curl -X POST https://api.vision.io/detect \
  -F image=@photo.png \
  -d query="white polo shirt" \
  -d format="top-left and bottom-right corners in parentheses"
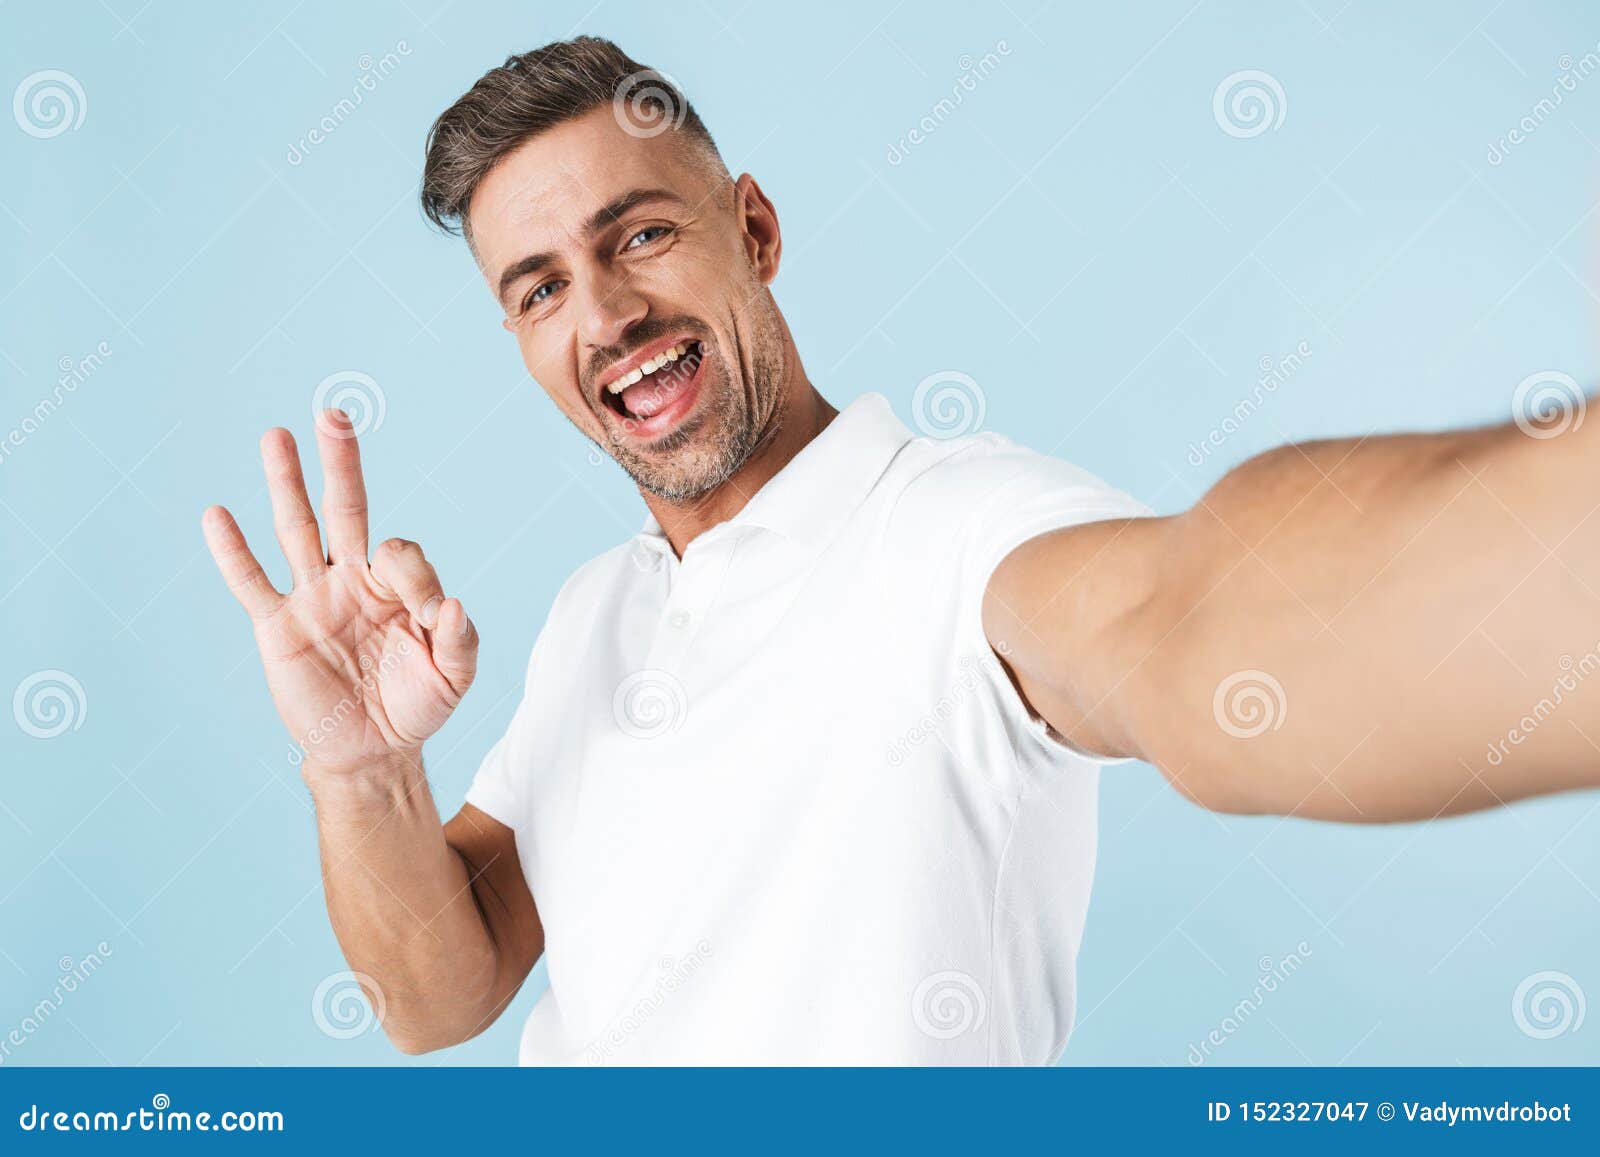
top-left (466, 392), bottom-right (1150, 1065)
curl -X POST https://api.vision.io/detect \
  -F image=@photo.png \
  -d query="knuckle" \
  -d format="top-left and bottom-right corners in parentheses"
top-left (321, 501), bottom-right (368, 521)
top-left (376, 537), bottom-right (421, 561)
top-left (232, 571), bottom-right (270, 594)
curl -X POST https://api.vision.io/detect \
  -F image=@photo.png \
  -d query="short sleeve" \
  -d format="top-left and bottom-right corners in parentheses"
top-left (462, 629), bottom-right (550, 830)
top-left (957, 437), bottom-right (1152, 599)
top-left (924, 433), bottom-right (1152, 765)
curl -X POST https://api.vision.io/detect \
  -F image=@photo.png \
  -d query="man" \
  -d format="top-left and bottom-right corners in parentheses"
top-left (201, 37), bottom-right (1600, 1064)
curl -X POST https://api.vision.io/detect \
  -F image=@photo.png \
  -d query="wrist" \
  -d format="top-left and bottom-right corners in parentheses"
top-left (301, 748), bottom-right (427, 812)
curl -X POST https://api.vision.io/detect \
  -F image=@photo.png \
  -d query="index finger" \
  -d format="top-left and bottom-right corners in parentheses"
top-left (315, 408), bottom-right (369, 564)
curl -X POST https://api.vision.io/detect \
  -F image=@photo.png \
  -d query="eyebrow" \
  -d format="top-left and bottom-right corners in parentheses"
top-left (495, 187), bottom-right (688, 307)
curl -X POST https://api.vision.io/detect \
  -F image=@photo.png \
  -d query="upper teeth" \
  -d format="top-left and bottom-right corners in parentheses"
top-left (607, 342), bottom-right (694, 394)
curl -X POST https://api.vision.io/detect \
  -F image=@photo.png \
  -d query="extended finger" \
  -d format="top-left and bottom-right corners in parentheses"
top-left (369, 537), bottom-right (446, 628)
top-left (260, 428), bottom-right (324, 582)
top-left (315, 409), bottom-right (369, 563)
top-left (201, 505), bottom-right (283, 619)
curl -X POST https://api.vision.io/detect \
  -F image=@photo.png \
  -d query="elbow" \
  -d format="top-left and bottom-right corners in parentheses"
top-left (380, 1010), bottom-right (465, 1055)
top-left (378, 973), bottom-right (504, 1057)
top-left (384, 1030), bottom-right (443, 1057)
top-left (1155, 752), bottom-right (1279, 817)
top-left (386, 1031), bottom-right (456, 1057)
top-left (1143, 704), bottom-right (1294, 817)
top-left (1133, 602), bottom-right (1317, 819)
top-left (382, 1017), bottom-right (484, 1056)
top-left (1151, 741), bottom-right (1373, 822)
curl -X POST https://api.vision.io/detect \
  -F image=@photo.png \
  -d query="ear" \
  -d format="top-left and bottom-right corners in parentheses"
top-left (502, 315), bottom-right (517, 332)
top-left (733, 173), bottom-right (782, 285)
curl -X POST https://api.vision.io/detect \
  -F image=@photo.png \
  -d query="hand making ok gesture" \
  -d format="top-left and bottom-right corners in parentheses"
top-left (201, 410), bottom-right (478, 775)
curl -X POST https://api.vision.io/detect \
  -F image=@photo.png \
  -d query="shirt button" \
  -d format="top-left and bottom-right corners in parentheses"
top-left (668, 610), bottom-right (691, 629)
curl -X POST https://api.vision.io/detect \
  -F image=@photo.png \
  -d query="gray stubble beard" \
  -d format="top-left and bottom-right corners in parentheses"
top-left (609, 299), bottom-right (788, 504)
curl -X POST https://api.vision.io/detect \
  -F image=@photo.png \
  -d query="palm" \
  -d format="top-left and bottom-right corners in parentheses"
top-left (256, 570), bottom-right (454, 763)
top-left (204, 411), bottom-right (478, 774)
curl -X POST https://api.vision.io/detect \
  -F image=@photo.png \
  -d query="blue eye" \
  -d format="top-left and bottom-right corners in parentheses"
top-left (523, 280), bottom-right (565, 312)
top-left (626, 226), bottom-right (670, 249)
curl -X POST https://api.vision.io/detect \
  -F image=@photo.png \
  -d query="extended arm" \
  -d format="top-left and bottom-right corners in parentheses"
top-left (985, 414), bottom-right (1600, 820)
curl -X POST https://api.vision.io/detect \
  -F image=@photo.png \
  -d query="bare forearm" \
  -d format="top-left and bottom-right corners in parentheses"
top-left (303, 754), bottom-right (503, 1051)
top-left (993, 415), bottom-right (1600, 820)
top-left (1137, 419), bottom-right (1600, 818)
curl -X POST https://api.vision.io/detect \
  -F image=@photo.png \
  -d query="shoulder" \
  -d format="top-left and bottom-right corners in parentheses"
top-left (880, 427), bottom-right (1150, 543)
top-left (519, 537), bottom-right (653, 662)
top-left (553, 538), bottom-right (652, 611)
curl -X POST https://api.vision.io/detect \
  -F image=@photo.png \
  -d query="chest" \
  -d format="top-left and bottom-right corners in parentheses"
top-left (516, 527), bottom-right (1025, 955)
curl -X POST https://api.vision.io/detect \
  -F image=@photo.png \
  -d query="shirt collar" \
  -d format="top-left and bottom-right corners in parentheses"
top-left (636, 392), bottom-right (913, 557)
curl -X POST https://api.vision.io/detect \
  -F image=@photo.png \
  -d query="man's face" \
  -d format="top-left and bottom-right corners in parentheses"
top-left (468, 106), bottom-right (788, 501)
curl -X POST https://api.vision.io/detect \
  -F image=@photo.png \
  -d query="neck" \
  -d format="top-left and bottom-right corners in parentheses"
top-left (644, 384), bottom-right (837, 556)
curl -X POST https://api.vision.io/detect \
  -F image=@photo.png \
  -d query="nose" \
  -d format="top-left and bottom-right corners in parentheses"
top-left (577, 262), bottom-right (649, 354)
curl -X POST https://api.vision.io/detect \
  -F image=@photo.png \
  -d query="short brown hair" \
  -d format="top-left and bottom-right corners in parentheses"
top-left (421, 36), bottom-right (722, 238)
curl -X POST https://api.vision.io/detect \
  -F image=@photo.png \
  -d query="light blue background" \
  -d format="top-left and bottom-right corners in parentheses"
top-left (2, 0), bottom-right (1598, 1066)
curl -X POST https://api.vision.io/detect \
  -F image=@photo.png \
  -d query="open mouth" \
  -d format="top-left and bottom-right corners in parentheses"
top-left (601, 339), bottom-right (706, 424)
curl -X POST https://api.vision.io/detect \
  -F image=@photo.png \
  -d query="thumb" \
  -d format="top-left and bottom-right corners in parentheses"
top-left (432, 597), bottom-right (479, 698)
